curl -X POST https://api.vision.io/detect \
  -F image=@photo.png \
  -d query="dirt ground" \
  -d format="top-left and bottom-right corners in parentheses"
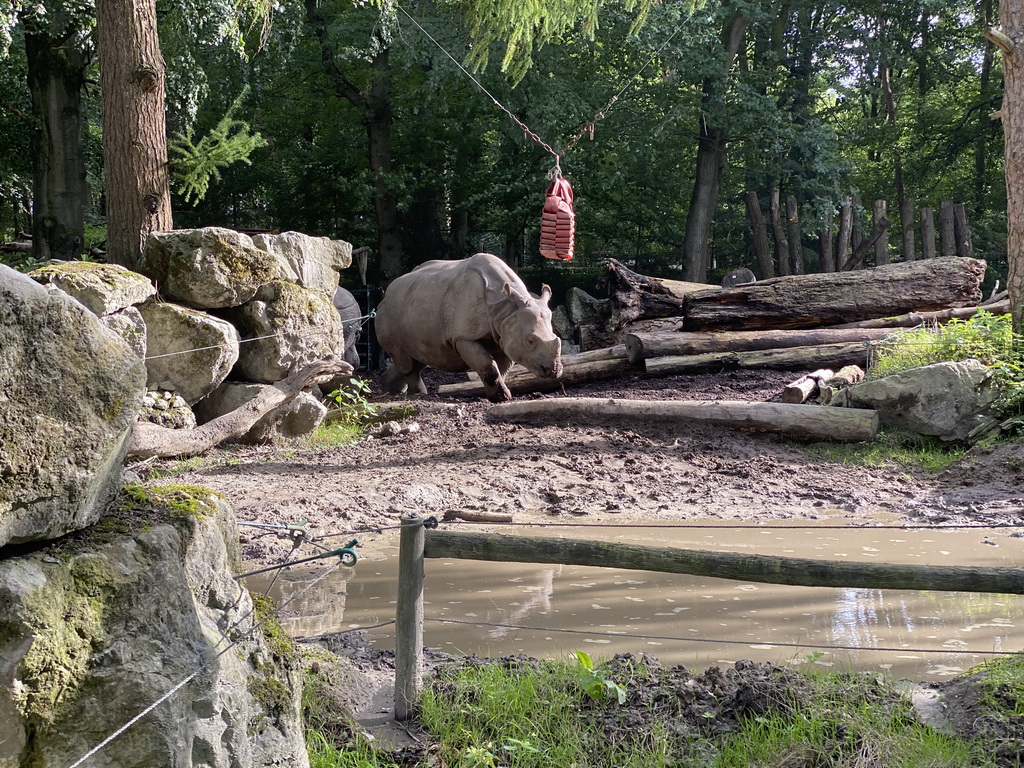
top-left (161, 367), bottom-right (1024, 564)
top-left (149, 367), bottom-right (1024, 762)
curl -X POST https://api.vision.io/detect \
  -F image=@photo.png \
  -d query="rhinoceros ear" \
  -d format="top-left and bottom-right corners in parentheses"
top-left (540, 284), bottom-right (552, 304)
top-left (502, 281), bottom-right (529, 308)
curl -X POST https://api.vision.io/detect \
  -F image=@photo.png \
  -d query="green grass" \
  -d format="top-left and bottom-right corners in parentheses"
top-left (802, 428), bottom-right (970, 472)
top-left (307, 421), bottom-right (364, 450)
top-left (307, 731), bottom-right (402, 768)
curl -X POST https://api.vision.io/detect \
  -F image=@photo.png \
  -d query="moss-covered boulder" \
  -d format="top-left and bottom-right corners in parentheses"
top-left (0, 265), bottom-right (146, 547)
top-left (0, 486), bottom-right (308, 768)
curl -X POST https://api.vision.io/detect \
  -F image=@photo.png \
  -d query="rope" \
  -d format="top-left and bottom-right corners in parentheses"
top-left (66, 561), bottom-right (343, 768)
top-left (424, 616), bottom-right (1018, 658)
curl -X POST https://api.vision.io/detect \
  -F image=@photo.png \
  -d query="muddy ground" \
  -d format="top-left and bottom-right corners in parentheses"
top-left (149, 367), bottom-right (1024, 762)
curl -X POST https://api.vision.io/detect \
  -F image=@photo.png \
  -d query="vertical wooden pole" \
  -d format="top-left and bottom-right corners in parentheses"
top-left (873, 200), bottom-right (889, 265)
top-left (770, 187), bottom-right (790, 276)
top-left (954, 203), bottom-right (976, 259)
top-left (786, 195), bottom-right (803, 274)
top-left (394, 513), bottom-right (425, 721)
top-left (920, 207), bottom-right (936, 259)
top-left (899, 197), bottom-right (917, 261)
top-left (939, 199), bottom-right (956, 257)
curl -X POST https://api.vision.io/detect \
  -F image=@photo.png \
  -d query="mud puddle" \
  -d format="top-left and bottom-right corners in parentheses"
top-left (245, 519), bottom-right (1024, 680)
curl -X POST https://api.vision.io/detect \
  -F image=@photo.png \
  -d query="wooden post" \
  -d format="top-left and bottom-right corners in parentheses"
top-left (423, 531), bottom-right (1024, 595)
top-left (744, 191), bottom-right (774, 278)
top-left (786, 195), bottom-right (804, 274)
top-left (835, 197), bottom-right (852, 272)
top-left (394, 513), bottom-right (425, 721)
top-left (770, 187), bottom-right (790, 276)
top-left (873, 200), bottom-right (889, 265)
top-left (954, 203), bottom-right (976, 259)
top-left (939, 199), bottom-right (956, 257)
top-left (818, 205), bottom-right (835, 273)
top-left (900, 197), bottom-right (916, 261)
top-left (920, 206), bottom-right (936, 259)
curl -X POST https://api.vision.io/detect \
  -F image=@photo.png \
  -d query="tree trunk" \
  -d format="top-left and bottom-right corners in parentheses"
top-left (743, 191), bottom-right (774, 278)
top-left (682, 10), bottom-right (750, 283)
top-left (977, 0), bottom-right (996, 213)
top-left (831, 298), bottom-right (1010, 329)
top-left (939, 199), bottom-right (956, 258)
top-left (818, 205), bottom-right (835, 273)
top-left (840, 215), bottom-right (889, 271)
top-left (96, 0), bottom-right (172, 270)
top-left (625, 327), bottom-right (897, 364)
top-left (604, 258), bottom-right (717, 330)
top-left (770, 187), bottom-right (790, 276)
top-left (643, 342), bottom-right (871, 378)
top-left (872, 199), bottom-right (889, 265)
top-left (920, 206), bottom-right (936, 259)
top-left (835, 197), bottom-right (852, 271)
top-left (900, 197), bottom-right (916, 261)
top-left (683, 256), bottom-right (986, 331)
top-left (781, 368), bottom-right (834, 404)
top-left (487, 398), bottom-right (879, 443)
top-left (953, 203), bottom-right (975, 259)
top-left (24, 27), bottom-right (91, 262)
top-left (786, 195), bottom-right (803, 274)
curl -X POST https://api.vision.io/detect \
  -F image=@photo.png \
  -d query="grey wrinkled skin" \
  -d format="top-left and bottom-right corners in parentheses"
top-left (374, 253), bottom-right (563, 403)
top-left (333, 286), bottom-right (362, 369)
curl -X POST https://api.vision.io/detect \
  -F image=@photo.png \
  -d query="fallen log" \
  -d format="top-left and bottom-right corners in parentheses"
top-left (781, 369), bottom-right (834, 404)
top-left (817, 365), bottom-right (865, 405)
top-left (624, 327), bottom-right (896, 364)
top-left (830, 298), bottom-right (1010, 329)
top-left (683, 257), bottom-right (985, 331)
top-left (643, 342), bottom-right (872, 377)
top-left (439, 348), bottom-right (638, 398)
top-left (127, 358), bottom-right (347, 458)
top-left (604, 258), bottom-right (719, 330)
top-left (487, 398), bottom-right (879, 442)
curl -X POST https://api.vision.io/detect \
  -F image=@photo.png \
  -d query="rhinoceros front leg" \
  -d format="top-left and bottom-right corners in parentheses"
top-left (455, 339), bottom-right (512, 402)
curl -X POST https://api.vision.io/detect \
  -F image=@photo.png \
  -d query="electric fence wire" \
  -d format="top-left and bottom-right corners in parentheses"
top-left (65, 561), bottom-right (343, 768)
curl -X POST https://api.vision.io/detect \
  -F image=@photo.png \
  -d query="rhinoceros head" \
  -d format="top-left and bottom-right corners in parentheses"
top-left (498, 282), bottom-right (563, 379)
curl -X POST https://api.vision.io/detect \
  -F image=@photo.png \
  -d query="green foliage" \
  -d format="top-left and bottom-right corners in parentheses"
top-left (324, 378), bottom-right (378, 425)
top-left (574, 649), bottom-right (626, 704)
top-left (869, 311), bottom-right (1024, 428)
top-left (168, 86), bottom-right (267, 204)
top-left (803, 429), bottom-right (969, 473)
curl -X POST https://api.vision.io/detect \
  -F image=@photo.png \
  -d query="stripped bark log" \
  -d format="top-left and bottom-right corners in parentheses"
top-left (683, 256), bottom-right (985, 331)
top-left (624, 327), bottom-right (896, 364)
top-left (817, 365), bottom-right (865, 405)
top-left (127, 358), bottom-right (346, 458)
top-left (487, 398), bottom-right (879, 442)
top-left (643, 342), bottom-right (871, 377)
top-left (831, 298), bottom-right (1009, 329)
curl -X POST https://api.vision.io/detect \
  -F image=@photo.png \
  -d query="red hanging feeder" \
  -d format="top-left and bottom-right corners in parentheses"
top-left (539, 175), bottom-right (575, 261)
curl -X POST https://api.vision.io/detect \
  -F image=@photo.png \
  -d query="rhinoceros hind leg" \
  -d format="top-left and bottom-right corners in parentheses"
top-left (382, 363), bottom-right (409, 395)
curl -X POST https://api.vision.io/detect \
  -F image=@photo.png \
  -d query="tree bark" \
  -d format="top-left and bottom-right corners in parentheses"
top-left (920, 206), bottom-right (936, 259)
top-left (625, 327), bottom-right (896, 364)
top-left (818, 205), bottom-right (835, 273)
top-left (744, 191), bottom-right (774, 278)
top-left (770, 187), bottom-right (790, 276)
top-left (682, 11), bottom-right (750, 283)
top-left (643, 342), bottom-right (871, 378)
top-left (127, 359), bottom-right (345, 458)
top-left (831, 298), bottom-right (1010, 329)
top-left (24, 25), bottom-right (92, 262)
top-left (486, 398), bottom-right (879, 443)
top-left (96, 0), bottom-right (172, 270)
top-left (840, 215), bottom-right (889, 271)
top-left (835, 197), bottom-right (852, 272)
top-left (954, 203), bottom-right (976, 259)
top-left (604, 258), bottom-right (717, 330)
top-left (786, 195), bottom-right (803, 274)
top-left (939, 199), bottom-right (956, 258)
top-left (683, 256), bottom-right (986, 331)
top-left (989, 15), bottom-right (1024, 333)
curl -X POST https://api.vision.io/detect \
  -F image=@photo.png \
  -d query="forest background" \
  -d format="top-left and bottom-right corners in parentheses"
top-left (0, 0), bottom-right (1011, 304)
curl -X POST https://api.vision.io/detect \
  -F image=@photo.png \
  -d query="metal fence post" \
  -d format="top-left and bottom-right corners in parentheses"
top-left (394, 512), bottom-right (425, 721)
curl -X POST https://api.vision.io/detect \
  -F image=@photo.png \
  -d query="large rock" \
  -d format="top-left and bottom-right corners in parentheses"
top-left (142, 228), bottom-right (280, 309)
top-left (252, 231), bottom-right (353, 298)
top-left (29, 261), bottom-right (156, 316)
top-left (229, 280), bottom-right (344, 384)
top-left (139, 302), bottom-right (240, 404)
top-left (0, 266), bottom-right (146, 547)
top-left (834, 360), bottom-right (998, 441)
top-left (0, 487), bottom-right (309, 768)
top-left (194, 383), bottom-right (328, 444)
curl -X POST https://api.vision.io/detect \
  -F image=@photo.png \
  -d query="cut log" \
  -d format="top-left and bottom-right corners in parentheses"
top-left (817, 365), bottom-right (865, 404)
top-left (643, 342), bottom-right (871, 377)
top-left (439, 348), bottom-right (638, 398)
top-left (683, 256), bottom-right (985, 331)
top-left (127, 358), bottom-right (347, 458)
top-left (831, 298), bottom-right (1009, 329)
top-left (781, 368), bottom-right (834, 404)
top-left (604, 258), bottom-right (718, 330)
top-left (487, 398), bottom-right (879, 442)
top-left (624, 327), bottom-right (896, 364)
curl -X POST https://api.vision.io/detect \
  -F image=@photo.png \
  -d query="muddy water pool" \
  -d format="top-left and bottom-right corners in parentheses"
top-left (245, 520), bottom-right (1024, 680)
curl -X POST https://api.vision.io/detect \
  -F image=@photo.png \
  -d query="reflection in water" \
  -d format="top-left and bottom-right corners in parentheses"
top-left (245, 521), bottom-right (1023, 680)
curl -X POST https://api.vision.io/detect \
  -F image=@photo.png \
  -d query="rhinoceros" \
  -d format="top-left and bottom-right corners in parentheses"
top-left (375, 253), bottom-right (563, 402)
top-left (332, 285), bottom-right (362, 369)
